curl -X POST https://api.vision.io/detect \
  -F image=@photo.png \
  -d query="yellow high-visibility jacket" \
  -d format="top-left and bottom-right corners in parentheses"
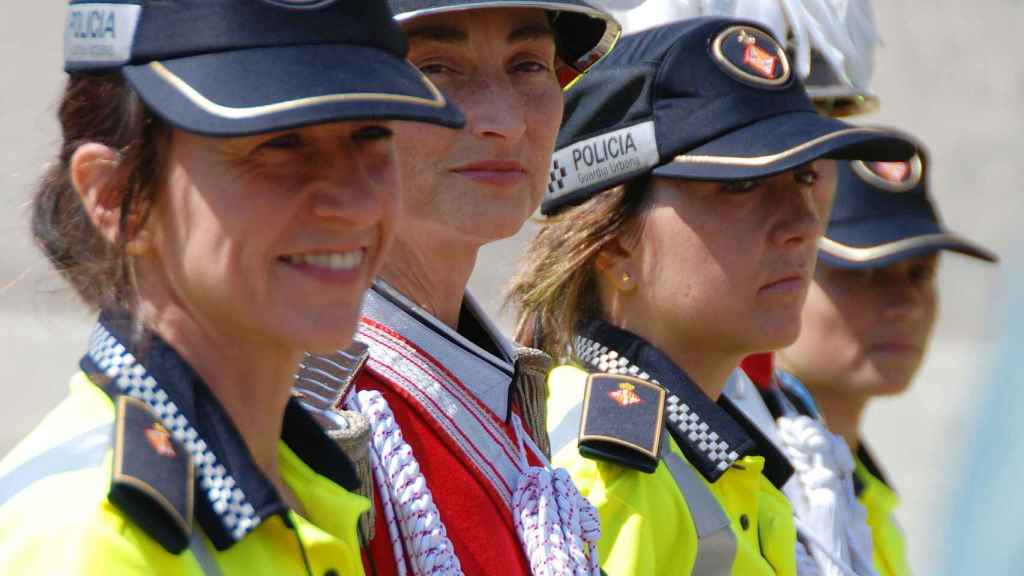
top-left (548, 363), bottom-right (797, 576)
top-left (0, 319), bottom-right (368, 576)
top-left (856, 449), bottom-right (911, 576)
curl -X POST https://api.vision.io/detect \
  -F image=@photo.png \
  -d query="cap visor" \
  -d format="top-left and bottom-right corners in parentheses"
top-left (652, 112), bottom-right (914, 181)
top-left (819, 218), bottom-right (998, 268)
top-left (123, 44), bottom-right (464, 137)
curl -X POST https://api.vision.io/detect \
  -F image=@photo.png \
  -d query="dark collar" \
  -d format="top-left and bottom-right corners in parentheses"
top-left (82, 309), bottom-right (359, 551)
top-left (361, 280), bottom-right (515, 419)
top-left (575, 320), bottom-right (792, 487)
top-left (854, 442), bottom-right (894, 496)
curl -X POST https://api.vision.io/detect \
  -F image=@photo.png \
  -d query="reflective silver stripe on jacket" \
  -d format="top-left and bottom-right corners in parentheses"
top-left (660, 438), bottom-right (738, 575)
top-left (0, 423), bottom-right (113, 507)
top-left (189, 529), bottom-right (224, 575)
top-left (0, 421), bottom-right (223, 574)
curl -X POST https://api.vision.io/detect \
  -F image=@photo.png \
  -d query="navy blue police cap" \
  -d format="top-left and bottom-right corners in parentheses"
top-left (819, 145), bottom-right (998, 269)
top-left (541, 17), bottom-right (915, 215)
top-left (63, 0), bottom-right (464, 137)
top-left (388, 0), bottom-right (620, 77)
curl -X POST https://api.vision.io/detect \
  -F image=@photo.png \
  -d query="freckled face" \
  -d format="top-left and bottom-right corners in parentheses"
top-left (395, 8), bottom-right (563, 245)
top-left (143, 122), bottom-right (400, 353)
top-left (779, 254), bottom-right (939, 397)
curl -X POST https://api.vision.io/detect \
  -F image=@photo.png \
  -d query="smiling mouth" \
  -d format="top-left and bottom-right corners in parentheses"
top-left (280, 250), bottom-right (364, 272)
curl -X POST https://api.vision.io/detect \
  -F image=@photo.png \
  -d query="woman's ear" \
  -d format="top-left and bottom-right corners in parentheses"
top-left (70, 143), bottom-right (155, 256)
top-left (70, 143), bottom-right (124, 247)
top-left (595, 237), bottom-right (637, 293)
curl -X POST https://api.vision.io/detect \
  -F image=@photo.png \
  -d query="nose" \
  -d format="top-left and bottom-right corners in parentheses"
top-left (462, 72), bottom-right (527, 142)
top-left (768, 181), bottom-right (824, 249)
top-left (881, 277), bottom-right (929, 322)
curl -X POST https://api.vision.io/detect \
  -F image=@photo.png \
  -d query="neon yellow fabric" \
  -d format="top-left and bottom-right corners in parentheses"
top-left (548, 365), bottom-right (796, 575)
top-left (855, 457), bottom-right (911, 576)
top-left (0, 372), bottom-right (368, 575)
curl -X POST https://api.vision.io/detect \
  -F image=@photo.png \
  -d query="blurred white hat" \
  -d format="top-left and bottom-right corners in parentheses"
top-left (595, 0), bottom-right (880, 116)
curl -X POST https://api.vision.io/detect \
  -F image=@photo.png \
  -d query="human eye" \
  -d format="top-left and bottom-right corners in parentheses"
top-left (510, 57), bottom-right (552, 75)
top-left (794, 167), bottom-right (819, 186)
top-left (256, 132), bottom-right (305, 151)
top-left (351, 125), bottom-right (394, 143)
top-left (417, 59), bottom-right (459, 76)
top-left (721, 179), bottom-right (759, 194)
top-left (909, 261), bottom-right (938, 284)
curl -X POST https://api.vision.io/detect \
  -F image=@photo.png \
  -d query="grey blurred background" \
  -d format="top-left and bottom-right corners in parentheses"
top-left (1, 2), bottom-right (1020, 573)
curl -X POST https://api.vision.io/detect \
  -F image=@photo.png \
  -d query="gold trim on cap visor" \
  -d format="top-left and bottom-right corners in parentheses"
top-left (670, 128), bottom-right (891, 167)
top-left (819, 233), bottom-right (967, 262)
top-left (148, 61), bottom-right (447, 120)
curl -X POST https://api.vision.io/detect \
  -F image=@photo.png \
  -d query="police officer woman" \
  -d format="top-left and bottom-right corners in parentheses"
top-left (0, 1), bottom-right (461, 573)
top-left (508, 18), bottom-right (915, 575)
top-left (295, 1), bottom-right (619, 574)
top-left (776, 147), bottom-right (997, 576)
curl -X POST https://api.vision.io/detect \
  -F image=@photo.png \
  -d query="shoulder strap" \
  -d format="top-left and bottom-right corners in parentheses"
top-left (511, 346), bottom-right (552, 459)
top-left (577, 373), bottom-right (666, 473)
top-left (107, 391), bottom-right (194, 554)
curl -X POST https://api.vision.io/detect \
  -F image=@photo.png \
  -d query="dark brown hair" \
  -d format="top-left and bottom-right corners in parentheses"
top-left (31, 73), bottom-right (169, 310)
top-left (506, 177), bottom-right (650, 359)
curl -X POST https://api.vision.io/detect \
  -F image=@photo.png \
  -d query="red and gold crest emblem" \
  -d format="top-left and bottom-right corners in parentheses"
top-left (869, 161), bottom-right (911, 183)
top-left (743, 44), bottom-right (778, 80)
top-left (145, 423), bottom-right (177, 458)
top-left (608, 382), bottom-right (644, 407)
top-left (851, 154), bottom-right (923, 193)
top-left (712, 26), bottom-right (791, 88)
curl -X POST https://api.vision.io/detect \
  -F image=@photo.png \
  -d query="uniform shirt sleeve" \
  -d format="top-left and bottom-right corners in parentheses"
top-left (554, 442), bottom-right (700, 575)
top-left (0, 466), bottom-right (196, 575)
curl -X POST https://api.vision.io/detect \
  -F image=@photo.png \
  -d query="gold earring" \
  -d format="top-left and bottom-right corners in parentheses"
top-left (622, 272), bottom-right (632, 284)
top-left (125, 230), bottom-right (152, 256)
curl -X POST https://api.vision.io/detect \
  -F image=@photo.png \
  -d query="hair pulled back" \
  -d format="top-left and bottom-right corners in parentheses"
top-left (506, 178), bottom-right (650, 360)
top-left (32, 73), bottom-right (168, 310)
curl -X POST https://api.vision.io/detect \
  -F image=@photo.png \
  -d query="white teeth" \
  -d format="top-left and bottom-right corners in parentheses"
top-left (286, 250), bottom-right (363, 271)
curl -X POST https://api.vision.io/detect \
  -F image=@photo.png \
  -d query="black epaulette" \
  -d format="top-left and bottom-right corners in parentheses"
top-left (578, 373), bottom-right (666, 473)
top-left (107, 393), bottom-right (194, 554)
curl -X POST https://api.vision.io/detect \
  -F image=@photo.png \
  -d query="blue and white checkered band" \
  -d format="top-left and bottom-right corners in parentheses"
top-left (574, 335), bottom-right (742, 471)
top-left (87, 324), bottom-right (261, 542)
top-left (259, 0), bottom-right (340, 9)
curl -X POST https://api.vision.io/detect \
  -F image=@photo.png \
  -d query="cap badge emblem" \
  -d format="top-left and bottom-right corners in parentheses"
top-left (609, 382), bottom-right (644, 407)
top-left (712, 25), bottom-right (791, 88)
top-left (851, 154), bottom-right (924, 193)
top-left (145, 423), bottom-right (177, 458)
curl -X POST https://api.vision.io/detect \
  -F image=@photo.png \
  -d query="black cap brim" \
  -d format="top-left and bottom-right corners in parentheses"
top-left (819, 218), bottom-right (999, 269)
top-left (651, 112), bottom-right (914, 181)
top-left (123, 44), bottom-right (464, 137)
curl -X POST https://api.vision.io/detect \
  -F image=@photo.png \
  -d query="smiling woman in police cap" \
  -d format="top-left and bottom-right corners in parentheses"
top-left (0, 1), bottom-right (463, 574)
top-left (775, 145), bottom-right (997, 576)
top-left (507, 16), bottom-right (916, 576)
top-left (291, 0), bottom-right (620, 574)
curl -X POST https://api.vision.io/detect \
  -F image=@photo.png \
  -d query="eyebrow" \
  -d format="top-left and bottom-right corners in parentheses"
top-left (405, 23), bottom-right (555, 46)
top-left (507, 23), bottom-right (556, 44)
